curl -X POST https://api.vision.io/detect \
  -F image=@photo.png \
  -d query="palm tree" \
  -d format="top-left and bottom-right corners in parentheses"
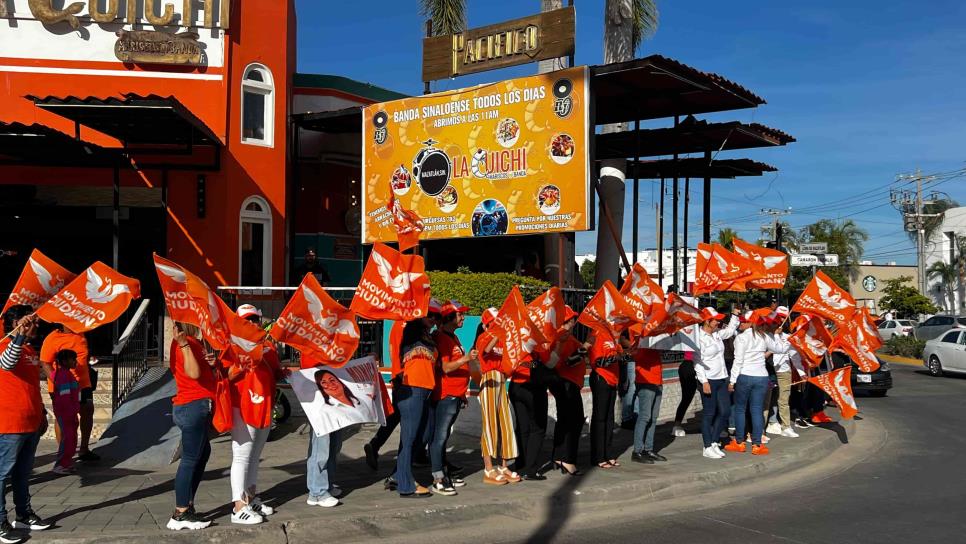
top-left (927, 260), bottom-right (958, 312)
top-left (911, 198), bottom-right (958, 247)
top-left (809, 219), bottom-right (869, 281)
top-left (419, 0), bottom-right (466, 36)
top-left (594, 0), bottom-right (659, 286)
top-left (716, 227), bottom-right (738, 249)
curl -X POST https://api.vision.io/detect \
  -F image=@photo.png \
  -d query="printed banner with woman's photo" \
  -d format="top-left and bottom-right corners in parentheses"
top-left (362, 65), bottom-right (590, 244)
top-left (290, 356), bottom-right (387, 437)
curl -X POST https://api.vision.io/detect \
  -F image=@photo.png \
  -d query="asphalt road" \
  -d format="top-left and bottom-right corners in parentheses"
top-left (530, 362), bottom-right (966, 544)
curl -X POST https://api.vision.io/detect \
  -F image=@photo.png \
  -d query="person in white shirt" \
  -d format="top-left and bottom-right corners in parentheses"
top-left (724, 313), bottom-right (792, 455)
top-left (694, 307), bottom-right (741, 459)
top-left (768, 308), bottom-right (803, 439)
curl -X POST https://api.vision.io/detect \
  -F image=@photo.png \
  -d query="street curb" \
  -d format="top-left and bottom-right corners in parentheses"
top-left (877, 353), bottom-right (922, 367)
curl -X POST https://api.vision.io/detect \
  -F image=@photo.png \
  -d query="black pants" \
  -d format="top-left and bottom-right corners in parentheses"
top-left (550, 377), bottom-right (584, 465)
top-left (508, 366), bottom-right (550, 476)
top-left (589, 372), bottom-right (616, 465)
top-left (675, 359), bottom-right (697, 425)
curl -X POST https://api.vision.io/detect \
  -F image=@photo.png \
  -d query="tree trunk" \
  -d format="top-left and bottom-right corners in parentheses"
top-left (594, 0), bottom-right (634, 287)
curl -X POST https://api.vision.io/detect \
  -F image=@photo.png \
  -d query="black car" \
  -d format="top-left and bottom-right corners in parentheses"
top-left (831, 352), bottom-right (892, 397)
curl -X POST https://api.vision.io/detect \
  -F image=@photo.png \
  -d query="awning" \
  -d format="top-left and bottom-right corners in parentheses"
top-left (624, 158), bottom-right (777, 179)
top-left (596, 118), bottom-right (795, 160)
top-left (27, 94), bottom-right (221, 147)
top-left (292, 107), bottom-right (362, 134)
top-left (591, 55), bottom-right (765, 125)
top-left (0, 121), bottom-right (119, 167)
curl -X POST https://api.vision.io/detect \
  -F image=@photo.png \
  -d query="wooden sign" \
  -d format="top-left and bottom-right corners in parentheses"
top-left (115, 30), bottom-right (205, 65)
top-left (25, 0), bottom-right (230, 30)
top-left (422, 6), bottom-right (575, 82)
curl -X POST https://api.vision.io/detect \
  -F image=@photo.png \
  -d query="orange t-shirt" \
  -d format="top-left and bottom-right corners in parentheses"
top-left (590, 334), bottom-right (621, 387)
top-left (0, 339), bottom-right (44, 434)
top-left (510, 351), bottom-right (540, 384)
top-left (475, 332), bottom-right (506, 375)
top-left (433, 331), bottom-right (469, 400)
top-left (40, 330), bottom-right (92, 392)
top-left (228, 343), bottom-right (281, 428)
top-left (170, 337), bottom-right (217, 406)
top-left (633, 348), bottom-right (664, 385)
top-left (555, 336), bottom-right (586, 387)
top-left (401, 341), bottom-right (436, 390)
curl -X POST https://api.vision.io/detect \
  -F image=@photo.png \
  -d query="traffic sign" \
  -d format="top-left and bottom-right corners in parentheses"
top-left (791, 253), bottom-right (839, 267)
top-left (800, 242), bottom-right (828, 254)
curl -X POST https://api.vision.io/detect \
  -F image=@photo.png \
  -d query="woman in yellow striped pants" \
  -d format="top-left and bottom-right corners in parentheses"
top-left (474, 309), bottom-right (520, 485)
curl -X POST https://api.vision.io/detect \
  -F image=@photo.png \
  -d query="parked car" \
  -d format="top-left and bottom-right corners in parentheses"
top-left (914, 315), bottom-right (966, 341)
top-left (877, 319), bottom-right (917, 340)
top-left (922, 327), bottom-right (966, 377)
top-left (831, 353), bottom-right (893, 397)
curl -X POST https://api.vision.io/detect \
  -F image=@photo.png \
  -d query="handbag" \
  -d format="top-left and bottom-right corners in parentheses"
top-left (211, 376), bottom-right (233, 433)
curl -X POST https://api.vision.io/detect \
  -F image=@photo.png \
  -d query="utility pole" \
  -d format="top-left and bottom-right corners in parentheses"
top-left (760, 208), bottom-right (792, 247)
top-left (892, 169), bottom-right (940, 296)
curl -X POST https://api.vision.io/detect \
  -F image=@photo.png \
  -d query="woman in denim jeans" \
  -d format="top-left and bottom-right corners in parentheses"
top-left (725, 314), bottom-right (791, 456)
top-left (393, 317), bottom-right (438, 498)
top-left (167, 323), bottom-right (218, 531)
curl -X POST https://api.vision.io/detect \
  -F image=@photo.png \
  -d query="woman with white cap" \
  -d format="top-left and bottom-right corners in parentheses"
top-left (694, 306), bottom-right (741, 459)
top-left (724, 310), bottom-right (792, 455)
top-left (225, 304), bottom-right (284, 523)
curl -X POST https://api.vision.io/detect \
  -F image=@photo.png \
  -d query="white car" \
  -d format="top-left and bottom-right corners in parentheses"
top-left (922, 327), bottom-right (966, 377)
top-left (877, 319), bottom-right (916, 340)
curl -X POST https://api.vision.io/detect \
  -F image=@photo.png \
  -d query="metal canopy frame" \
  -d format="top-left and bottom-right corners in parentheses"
top-left (596, 119), bottom-right (795, 160)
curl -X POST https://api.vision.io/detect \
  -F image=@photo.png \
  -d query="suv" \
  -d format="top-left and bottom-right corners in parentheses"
top-left (915, 315), bottom-right (966, 341)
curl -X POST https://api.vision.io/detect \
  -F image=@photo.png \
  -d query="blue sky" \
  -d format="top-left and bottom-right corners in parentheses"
top-left (295, 1), bottom-right (966, 265)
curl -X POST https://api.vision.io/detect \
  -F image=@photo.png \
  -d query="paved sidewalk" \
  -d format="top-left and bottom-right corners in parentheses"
top-left (19, 410), bottom-right (857, 543)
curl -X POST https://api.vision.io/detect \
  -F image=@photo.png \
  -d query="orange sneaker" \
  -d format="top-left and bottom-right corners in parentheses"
top-left (723, 439), bottom-right (746, 453)
top-left (751, 444), bottom-right (770, 455)
top-left (811, 411), bottom-right (833, 424)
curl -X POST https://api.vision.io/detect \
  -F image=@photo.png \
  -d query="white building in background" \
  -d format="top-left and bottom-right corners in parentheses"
top-left (923, 207), bottom-right (966, 313)
top-left (577, 249), bottom-right (699, 289)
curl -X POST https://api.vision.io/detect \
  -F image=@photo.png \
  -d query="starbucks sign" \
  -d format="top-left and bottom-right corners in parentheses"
top-left (862, 275), bottom-right (877, 293)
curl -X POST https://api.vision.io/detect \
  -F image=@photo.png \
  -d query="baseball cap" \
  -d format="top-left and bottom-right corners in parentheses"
top-left (700, 307), bottom-right (727, 322)
top-left (237, 304), bottom-right (262, 320)
top-left (442, 299), bottom-right (469, 316)
top-left (775, 305), bottom-right (790, 317)
top-left (428, 298), bottom-right (444, 315)
top-left (482, 307), bottom-right (498, 326)
top-left (739, 310), bottom-right (754, 323)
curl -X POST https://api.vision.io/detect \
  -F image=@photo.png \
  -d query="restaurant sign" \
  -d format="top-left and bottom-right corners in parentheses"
top-left (422, 6), bottom-right (576, 81)
top-left (21, 0), bottom-right (229, 30)
top-left (362, 66), bottom-right (590, 244)
top-left (114, 30), bottom-right (204, 65)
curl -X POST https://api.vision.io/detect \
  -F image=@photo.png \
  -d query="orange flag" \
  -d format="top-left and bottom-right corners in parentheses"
top-left (579, 280), bottom-right (640, 343)
top-left (792, 270), bottom-right (856, 328)
top-left (271, 273), bottom-right (360, 365)
top-left (493, 286), bottom-right (547, 368)
top-left (808, 367), bottom-right (858, 419)
top-left (154, 254), bottom-right (230, 350)
top-left (526, 287), bottom-right (567, 349)
top-left (714, 243), bottom-right (752, 284)
top-left (857, 307), bottom-right (884, 351)
top-left (36, 261), bottom-right (140, 333)
top-left (721, 244), bottom-right (766, 292)
top-left (830, 318), bottom-right (880, 373)
top-left (387, 193), bottom-right (425, 252)
top-left (350, 242), bottom-right (431, 321)
top-left (732, 238), bottom-right (789, 289)
top-left (620, 264), bottom-right (667, 338)
top-left (218, 296), bottom-right (267, 365)
top-left (789, 315), bottom-right (834, 368)
top-left (3, 250), bottom-right (76, 316)
top-left (693, 243), bottom-right (724, 296)
top-left (649, 294), bottom-right (703, 336)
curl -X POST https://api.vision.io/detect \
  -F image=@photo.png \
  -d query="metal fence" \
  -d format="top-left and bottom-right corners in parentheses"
top-left (111, 299), bottom-right (152, 411)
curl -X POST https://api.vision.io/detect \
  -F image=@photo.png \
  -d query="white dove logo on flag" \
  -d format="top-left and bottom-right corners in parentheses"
top-left (519, 326), bottom-right (539, 354)
top-left (249, 390), bottom-right (265, 404)
top-left (762, 256), bottom-right (785, 270)
top-left (231, 334), bottom-right (259, 353)
top-left (29, 258), bottom-right (63, 296)
top-left (602, 288), bottom-right (629, 328)
top-left (155, 262), bottom-right (188, 284)
top-left (372, 250), bottom-right (425, 294)
top-left (630, 277), bottom-right (662, 306)
top-left (804, 323), bottom-right (828, 357)
top-left (816, 276), bottom-right (853, 310)
top-left (302, 286), bottom-right (359, 338)
top-left (833, 370), bottom-right (856, 412)
top-left (86, 269), bottom-right (131, 304)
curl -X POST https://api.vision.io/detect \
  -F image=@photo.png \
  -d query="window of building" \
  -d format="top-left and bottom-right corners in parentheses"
top-left (240, 196), bottom-right (272, 285)
top-left (241, 64), bottom-right (274, 147)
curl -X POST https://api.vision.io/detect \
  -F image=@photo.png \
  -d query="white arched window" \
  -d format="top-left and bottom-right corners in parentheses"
top-left (241, 63), bottom-right (274, 147)
top-left (239, 196), bottom-right (272, 286)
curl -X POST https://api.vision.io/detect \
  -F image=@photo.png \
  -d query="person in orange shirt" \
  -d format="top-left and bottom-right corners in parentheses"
top-left (589, 331), bottom-right (629, 469)
top-left (474, 308), bottom-right (520, 485)
top-left (392, 316), bottom-right (437, 498)
top-left (548, 307), bottom-right (587, 476)
top-left (426, 300), bottom-right (476, 496)
top-left (40, 325), bottom-right (98, 462)
top-left (0, 307), bottom-right (53, 542)
top-left (631, 346), bottom-right (667, 464)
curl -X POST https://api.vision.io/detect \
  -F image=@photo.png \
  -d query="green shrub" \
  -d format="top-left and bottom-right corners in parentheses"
top-left (885, 335), bottom-right (925, 359)
top-left (427, 271), bottom-right (550, 315)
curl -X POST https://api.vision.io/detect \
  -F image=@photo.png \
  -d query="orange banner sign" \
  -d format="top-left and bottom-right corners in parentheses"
top-left (272, 273), bottom-right (360, 365)
top-left (37, 261), bottom-right (140, 332)
top-left (792, 270), bottom-right (856, 327)
top-left (350, 243), bottom-right (431, 321)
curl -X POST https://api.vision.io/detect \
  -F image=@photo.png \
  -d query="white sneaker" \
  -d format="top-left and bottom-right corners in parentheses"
top-left (702, 447), bottom-right (724, 459)
top-left (781, 427), bottom-right (800, 438)
top-left (766, 422), bottom-right (782, 435)
top-left (166, 512), bottom-right (211, 531)
top-left (231, 505), bottom-right (264, 525)
top-left (672, 425), bottom-right (686, 437)
top-left (762, 434), bottom-right (771, 444)
top-left (329, 485), bottom-right (342, 498)
top-left (307, 496), bottom-right (340, 508)
top-left (711, 443), bottom-right (726, 457)
top-left (251, 497), bottom-right (274, 516)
